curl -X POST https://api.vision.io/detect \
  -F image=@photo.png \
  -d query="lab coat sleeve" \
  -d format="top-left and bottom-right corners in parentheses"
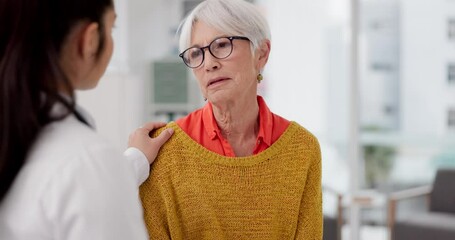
top-left (124, 147), bottom-right (150, 186)
top-left (41, 145), bottom-right (149, 240)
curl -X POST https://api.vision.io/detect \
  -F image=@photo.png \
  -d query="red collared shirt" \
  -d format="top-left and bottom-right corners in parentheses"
top-left (175, 96), bottom-right (290, 157)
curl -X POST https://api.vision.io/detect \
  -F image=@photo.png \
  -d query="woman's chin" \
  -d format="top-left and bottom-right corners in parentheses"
top-left (207, 92), bottom-right (229, 104)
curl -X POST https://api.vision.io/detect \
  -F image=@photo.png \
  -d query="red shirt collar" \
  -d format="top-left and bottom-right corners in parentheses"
top-left (202, 95), bottom-right (272, 147)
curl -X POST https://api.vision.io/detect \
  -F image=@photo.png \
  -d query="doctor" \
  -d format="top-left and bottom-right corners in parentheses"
top-left (0, 0), bottom-right (172, 239)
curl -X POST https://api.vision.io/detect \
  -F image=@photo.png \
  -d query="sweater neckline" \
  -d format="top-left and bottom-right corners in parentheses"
top-left (166, 121), bottom-right (301, 167)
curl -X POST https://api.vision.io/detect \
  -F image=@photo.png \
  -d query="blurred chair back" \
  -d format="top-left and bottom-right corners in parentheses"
top-left (429, 168), bottom-right (455, 214)
top-left (323, 185), bottom-right (343, 240)
top-left (388, 168), bottom-right (455, 240)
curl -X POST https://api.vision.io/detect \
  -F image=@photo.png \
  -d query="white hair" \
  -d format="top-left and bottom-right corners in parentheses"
top-left (177, 0), bottom-right (271, 54)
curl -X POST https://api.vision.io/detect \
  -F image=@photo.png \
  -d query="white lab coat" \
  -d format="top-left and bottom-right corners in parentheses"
top-left (0, 105), bottom-right (151, 240)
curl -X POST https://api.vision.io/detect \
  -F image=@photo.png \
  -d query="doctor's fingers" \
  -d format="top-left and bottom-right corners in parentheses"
top-left (140, 121), bottom-right (167, 132)
top-left (130, 122), bottom-right (174, 146)
top-left (149, 128), bottom-right (174, 148)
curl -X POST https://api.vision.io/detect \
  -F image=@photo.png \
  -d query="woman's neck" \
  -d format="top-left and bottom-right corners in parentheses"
top-left (211, 96), bottom-right (259, 156)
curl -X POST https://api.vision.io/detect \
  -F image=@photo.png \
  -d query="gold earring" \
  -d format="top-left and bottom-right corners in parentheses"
top-left (257, 73), bottom-right (263, 83)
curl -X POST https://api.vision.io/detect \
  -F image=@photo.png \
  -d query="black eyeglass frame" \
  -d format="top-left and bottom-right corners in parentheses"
top-left (179, 36), bottom-right (250, 68)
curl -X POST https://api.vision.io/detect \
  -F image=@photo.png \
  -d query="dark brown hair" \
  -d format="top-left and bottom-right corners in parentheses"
top-left (0, 0), bottom-right (113, 202)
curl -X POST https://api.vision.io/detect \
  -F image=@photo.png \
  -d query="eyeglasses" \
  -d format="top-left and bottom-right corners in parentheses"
top-left (179, 36), bottom-right (250, 68)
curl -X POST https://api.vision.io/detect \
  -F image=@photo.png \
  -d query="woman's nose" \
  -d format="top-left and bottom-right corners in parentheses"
top-left (204, 51), bottom-right (220, 71)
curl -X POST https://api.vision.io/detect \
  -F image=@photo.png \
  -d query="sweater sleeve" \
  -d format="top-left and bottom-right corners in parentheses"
top-left (140, 176), bottom-right (172, 240)
top-left (294, 139), bottom-right (323, 240)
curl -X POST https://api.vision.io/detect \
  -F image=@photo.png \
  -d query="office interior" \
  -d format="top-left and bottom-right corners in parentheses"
top-left (76, 0), bottom-right (455, 239)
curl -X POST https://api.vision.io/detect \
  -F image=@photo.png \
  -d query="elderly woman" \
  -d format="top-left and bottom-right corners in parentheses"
top-left (140, 0), bottom-right (322, 239)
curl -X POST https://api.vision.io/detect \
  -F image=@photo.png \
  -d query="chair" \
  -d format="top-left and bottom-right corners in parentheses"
top-left (387, 168), bottom-right (455, 240)
top-left (323, 185), bottom-right (343, 240)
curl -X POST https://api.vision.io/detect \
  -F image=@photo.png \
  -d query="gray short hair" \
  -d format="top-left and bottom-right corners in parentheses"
top-left (178, 0), bottom-right (271, 54)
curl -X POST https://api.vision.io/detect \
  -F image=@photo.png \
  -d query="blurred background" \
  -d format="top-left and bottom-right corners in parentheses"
top-left (77, 0), bottom-right (455, 239)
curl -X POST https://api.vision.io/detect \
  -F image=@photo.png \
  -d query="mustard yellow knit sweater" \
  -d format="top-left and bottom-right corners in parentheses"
top-left (140, 121), bottom-right (322, 240)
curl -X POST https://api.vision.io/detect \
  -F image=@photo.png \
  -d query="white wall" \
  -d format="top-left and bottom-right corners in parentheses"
top-left (77, 71), bottom-right (133, 149)
top-left (264, 0), bottom-right (328, 136)
top-left (400, 0), bottom-right (446, 136)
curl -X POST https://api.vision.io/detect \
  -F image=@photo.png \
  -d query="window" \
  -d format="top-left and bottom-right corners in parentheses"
top-left (448, 18), bottom-right (455, 41)
top-left (448, 63), bottom-right (455, 83)
top-left (448, 108), bottom-right (455, 129)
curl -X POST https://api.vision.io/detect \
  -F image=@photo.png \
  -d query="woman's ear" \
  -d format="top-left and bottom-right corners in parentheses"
top-left (256, 39), bottom-right (271, 69)
top-left (79, 22), bottom-right (100, 60)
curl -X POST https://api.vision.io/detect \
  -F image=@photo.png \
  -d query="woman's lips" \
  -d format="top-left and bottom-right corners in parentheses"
top-left (208, 77), bottom-right (229, 87)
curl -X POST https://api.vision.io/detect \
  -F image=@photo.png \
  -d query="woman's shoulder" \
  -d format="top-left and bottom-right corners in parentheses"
top-left (285, 121), bottom-right (319, 144)
top-left (276, 122), bottom-right (321, 166)
top-left (147, 122), bottom-right (203, 174)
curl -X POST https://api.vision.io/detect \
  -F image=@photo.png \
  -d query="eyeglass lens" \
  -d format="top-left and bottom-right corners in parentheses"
top-left (182, 37), bottom-right (233, 68)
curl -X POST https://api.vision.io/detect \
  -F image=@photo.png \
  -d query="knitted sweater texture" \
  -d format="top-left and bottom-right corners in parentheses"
top-left (140, 121), bottom-right (322, 240)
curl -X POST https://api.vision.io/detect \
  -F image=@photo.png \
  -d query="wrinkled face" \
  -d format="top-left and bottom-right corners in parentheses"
top-left (190, 21), bottom-right (260, 104)
top-left (83, 7), bottom-right (116, 89)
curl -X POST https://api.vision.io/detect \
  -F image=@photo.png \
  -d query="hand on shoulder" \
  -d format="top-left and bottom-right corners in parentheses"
top-left (128, 122), bottom-right (174, 164)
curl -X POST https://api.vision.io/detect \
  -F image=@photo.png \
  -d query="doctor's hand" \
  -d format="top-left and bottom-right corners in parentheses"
top-left (128, 122), bottom-right (174, 164)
